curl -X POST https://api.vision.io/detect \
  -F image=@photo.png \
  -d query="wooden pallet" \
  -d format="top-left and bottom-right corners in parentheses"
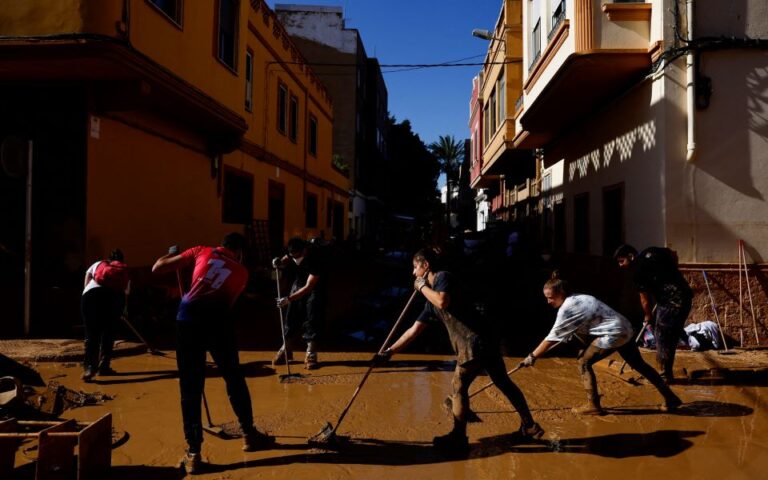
top-left (0, 414), bottom-right (111, 479)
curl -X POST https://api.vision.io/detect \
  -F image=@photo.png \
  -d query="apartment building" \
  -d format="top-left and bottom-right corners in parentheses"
top-left (275, 4), bottom-right (389, 246)
top-left (0, 0), bottom-right (346, 335)
top-left (472, 0), bottom-right (768, 343)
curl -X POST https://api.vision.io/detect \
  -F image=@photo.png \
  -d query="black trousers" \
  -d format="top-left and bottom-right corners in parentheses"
top-left (450, 352), bottom-right (534, 434)
top-left (81, 287), bottom-right (124, 371)
top-left (176, 312), bottom-right (253, 453)
top-left (284, 285), bottom-right (325, 345)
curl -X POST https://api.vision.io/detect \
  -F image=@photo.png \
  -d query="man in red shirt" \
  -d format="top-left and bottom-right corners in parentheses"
top-left (153, 233), bottom-right (271, 474)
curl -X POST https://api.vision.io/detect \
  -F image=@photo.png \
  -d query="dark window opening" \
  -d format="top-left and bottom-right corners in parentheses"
top-left (289, 95), bottom-right (298, 142)
top-left (217, 0), bottom-right (238, 70)
top-left (306, 194), bottom-right (318, 228)
top-left (554, 200), bottom-right (566, 252)
top-left (574, 193), bottom-right (590, 254)
top-left (222, 168), bottom-right (253, 224)
top-left (326, 198), bottom-right (333, 228)
top-left (148, 0), bottom-right (183, 26)
top-left (603, 183), bottom-right (624, 256)
top-left (277, 83), bottom-right (287, 134)
top-left (309, 115), bottom-right (318, 156)
top-left (245, 50), bottom-right (253, 111)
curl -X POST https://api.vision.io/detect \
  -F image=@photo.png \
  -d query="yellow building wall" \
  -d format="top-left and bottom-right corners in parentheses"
top-left (6, 1), bottom-right (348, 261)
top-left (86, 115), bottom-right (226, 266)
top-left (0, 0), bottom-right (122, 37)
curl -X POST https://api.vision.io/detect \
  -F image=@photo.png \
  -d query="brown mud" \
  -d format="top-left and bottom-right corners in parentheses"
top-left (8, 348), bottom-right (768, 479)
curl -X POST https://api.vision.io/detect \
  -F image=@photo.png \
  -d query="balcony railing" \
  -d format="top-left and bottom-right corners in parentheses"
top-left (549, 0), bottom-right (566, 41)
top-left (530, 19), bottom-right (541, 69)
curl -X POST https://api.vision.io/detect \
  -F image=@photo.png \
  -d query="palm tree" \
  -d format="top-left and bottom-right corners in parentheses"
top-left (429, 135), bottom-right (465, 232)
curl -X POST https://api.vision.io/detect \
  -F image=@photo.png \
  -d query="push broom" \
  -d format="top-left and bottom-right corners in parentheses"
top-left (274, 266), bottom-right (304, 383)
top-left (308, 288), bottom-right (420, 447)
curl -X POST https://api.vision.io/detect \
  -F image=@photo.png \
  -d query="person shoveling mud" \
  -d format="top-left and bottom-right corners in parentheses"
top-left (519, 271), bottom-right (682, 415)
top-left (369, 248), bottom-right (544, 456)
top-left (152, 233), bottom-right (273, 474)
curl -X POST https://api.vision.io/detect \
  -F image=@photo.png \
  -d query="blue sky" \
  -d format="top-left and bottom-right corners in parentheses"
top-left (268, 0), bottom-right (502, 146)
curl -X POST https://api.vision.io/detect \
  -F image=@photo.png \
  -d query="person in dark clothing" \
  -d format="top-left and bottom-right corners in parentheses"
top-left (272, 237), bottom-right (327, 370)
top-left (379, 248), bottom-right (543, 456)
top-left (614, 244), bottom-right (693, 383)
top-left (81, 249), bottom-right (129, 381)
top-left (153, 233), bottom-right (272, 474)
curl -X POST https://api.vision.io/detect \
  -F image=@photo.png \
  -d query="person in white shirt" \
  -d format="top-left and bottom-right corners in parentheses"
top-left (519, 272), bottom-right (682, 415)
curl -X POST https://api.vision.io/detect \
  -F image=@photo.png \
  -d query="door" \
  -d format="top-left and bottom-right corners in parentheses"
top-left (332, 202), bottom-right (344, 242)
top-left (0, 135), bottom-right (27, 337)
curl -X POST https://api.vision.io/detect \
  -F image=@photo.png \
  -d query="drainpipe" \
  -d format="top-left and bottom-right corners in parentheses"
top-left (24, 140), bottom-right (33, 336)
top-left (685, 0), bottom-right (696, 163)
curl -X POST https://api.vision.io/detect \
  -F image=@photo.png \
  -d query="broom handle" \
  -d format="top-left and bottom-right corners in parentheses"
top-left (467, 339), bottom-right (564, 400)
top-left (702, 270), bottom-right (730, 350)
top-left (332, 289), bottom-right (420, 434)
top-left (741, 241), bottom-right (760, 344)
top-left (275, 267), bottom-right (292, 375)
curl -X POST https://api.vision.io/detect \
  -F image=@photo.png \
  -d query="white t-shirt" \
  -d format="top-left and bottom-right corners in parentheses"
top-left (83, 261), bottom-right (131, 295)
top-left (545, 294), bottom-right (633, 349)
top-left (82, 261), bottom-right (103, 295)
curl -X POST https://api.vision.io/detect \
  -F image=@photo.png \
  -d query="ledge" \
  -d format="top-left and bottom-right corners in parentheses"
top-left (601, 3), bottom-right (652, 21)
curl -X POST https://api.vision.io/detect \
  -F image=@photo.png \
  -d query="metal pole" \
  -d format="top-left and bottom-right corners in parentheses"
top-left (23, 140), bottom-right (33, 336)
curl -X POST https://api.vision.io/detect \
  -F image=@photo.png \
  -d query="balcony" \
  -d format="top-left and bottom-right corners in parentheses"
top-left (518, 0), bottom-right (657, 148)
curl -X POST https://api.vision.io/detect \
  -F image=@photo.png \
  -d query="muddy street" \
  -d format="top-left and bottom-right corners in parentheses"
top-left (8, 348), bottom-right (766, 479)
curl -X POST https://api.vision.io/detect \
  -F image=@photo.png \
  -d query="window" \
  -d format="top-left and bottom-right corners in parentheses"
top-left (277, 82), bottom-right (287, 134)
top-left (602, 183), bottom-right (624, 256)
top-left (489, 88), bottom-right (497, 134)
top-left (573, 193), bottom-right (590, 254)
top-left (483, 104), bottom-right (490, 147)
top-left (245, 49), bottom-right (253, 111)
top-left (216, 0), bottom-right (239, 70)
top-left (306, 194), bottom-right (318, 228)
top-left (148, 0), bottom-right (183, 26)
top-left (222, 168), bottom-right (253, 224)
top-left (550, 0), bottom-right (566, 38)
top-left (308, 115), bottom-right (318, 156)
top-left (497, 71), bottom-right (505, 127)
top-left (531, 19), bottom-right (541, 68)
top-left (289, 95), bottom-right (298, 143)
top-left (326, 198), bottom-right (333, 227)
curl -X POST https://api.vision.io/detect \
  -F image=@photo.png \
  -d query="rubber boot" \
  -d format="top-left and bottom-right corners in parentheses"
top-left (572, 394), bottom-right (605, 416)
top-left (305, 341), bottom-right (318, 370)
top-left (271, 345), bottom-right (293, 367)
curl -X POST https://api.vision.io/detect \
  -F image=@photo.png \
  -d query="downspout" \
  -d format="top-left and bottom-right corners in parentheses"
top-left (685, 0), bottom-right (696, 163)
top-left (24, 140), bottom-right (33, 336)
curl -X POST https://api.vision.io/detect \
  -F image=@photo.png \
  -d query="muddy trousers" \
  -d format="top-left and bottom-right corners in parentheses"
top-left (81, 287), bottom-right (124, 372)
top-left (451, 355), bottom-right (535, 435)
top-left (578, 340), bottom-right (678, 405)
top-left (653, 301), bottom-right (690, 381)
top-left (176, 318), bottom-right (254, 454)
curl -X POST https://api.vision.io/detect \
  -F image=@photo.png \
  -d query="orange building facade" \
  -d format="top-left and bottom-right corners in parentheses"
top-left (0, 0), bottom-right (347, 335)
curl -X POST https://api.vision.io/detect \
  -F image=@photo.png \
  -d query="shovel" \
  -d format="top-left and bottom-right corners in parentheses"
top-left (308, 288), bottom-right (420, 448)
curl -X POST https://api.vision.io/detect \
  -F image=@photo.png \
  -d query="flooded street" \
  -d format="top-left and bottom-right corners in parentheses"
top-left (11, 348), bottom-right (767, 479)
